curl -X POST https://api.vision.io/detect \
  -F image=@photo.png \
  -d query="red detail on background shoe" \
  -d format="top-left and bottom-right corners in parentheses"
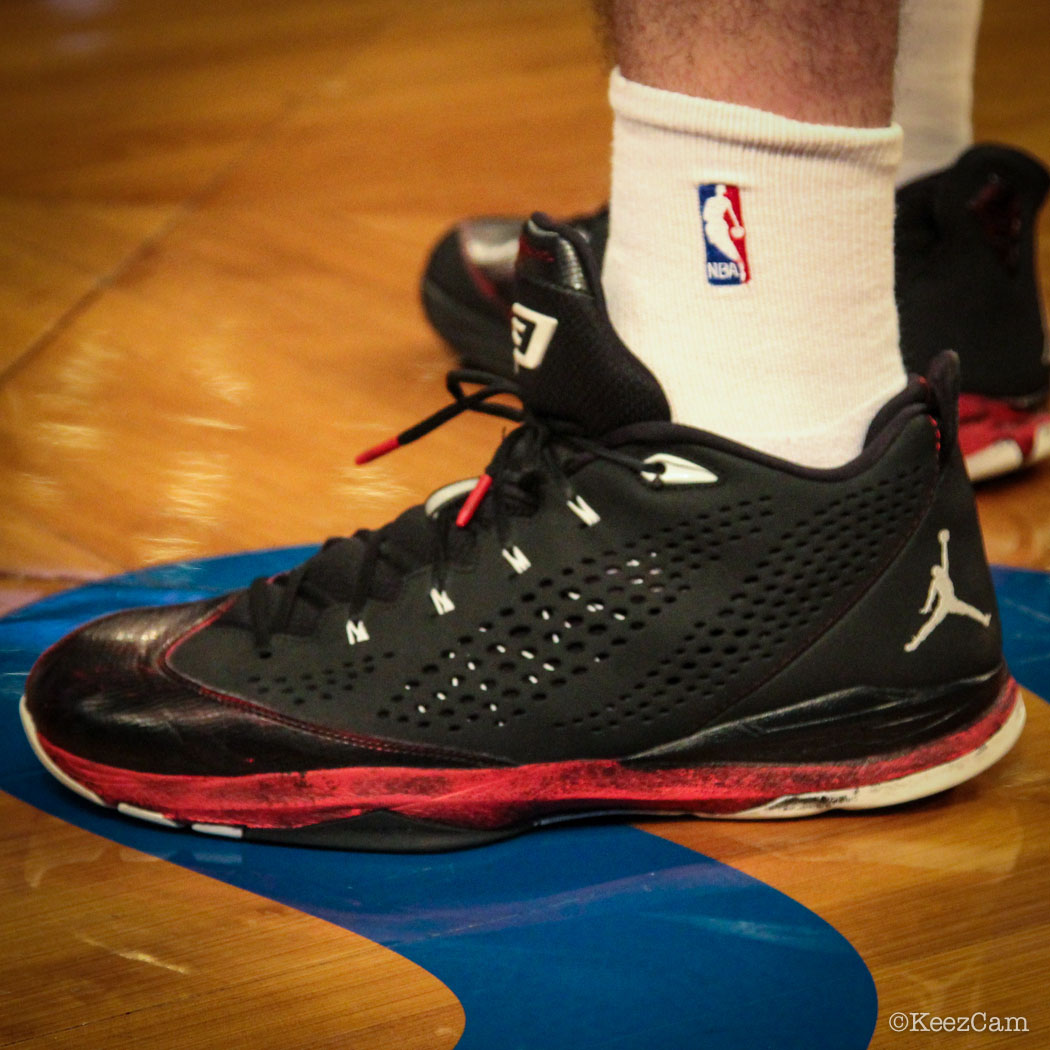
top-left (463, 257), bottom-right (507, 311)
top-left (456, 473), bottom-right (492, 527)
top-left (35, 679), bottom-right (1019, 832)
top-left (517, 236), bottom-right (555, 264)
top-left (958, 393), bottom-right (1049, 458)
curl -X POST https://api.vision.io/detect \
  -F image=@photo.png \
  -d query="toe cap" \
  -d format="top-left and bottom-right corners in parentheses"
top-left (23, 597), bottom-right (473, 778)
top-left (24, 598), bottom-right (233, 774)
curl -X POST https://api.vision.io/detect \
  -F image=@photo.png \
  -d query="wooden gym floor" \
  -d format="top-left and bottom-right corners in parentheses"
top-left (1, 1), bottom-right (1048, 1047)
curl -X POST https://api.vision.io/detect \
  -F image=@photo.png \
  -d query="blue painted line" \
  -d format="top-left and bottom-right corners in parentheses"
top-left (32, 547), bottom-right (1050, 1048)
top-left (992, 565), bottom-right (1050, 701)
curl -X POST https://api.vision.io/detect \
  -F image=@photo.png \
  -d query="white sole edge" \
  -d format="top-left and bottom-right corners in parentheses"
top-left (118, 802), bottom-right (179, 828)
top-left (1028, 420), bottom-right (1050, 463)
top-left (20, 695), bottom-right (242, 840)
top-left (191, 822), bottom-right (244, 839)
top-left (728, 694), bottom-right (1026, 819)
top-left (966, 442), bottom-right (1024, 482)
top-left (965, 420), bottom-right (1050, 482)
top-left (20, 695), bottom-right (107, 808)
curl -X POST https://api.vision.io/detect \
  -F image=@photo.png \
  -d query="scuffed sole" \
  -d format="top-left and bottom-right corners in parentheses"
top-left (731, 690), bottom-right (1025, 817)
top-left (20, 681), bottom-right (1024, 852)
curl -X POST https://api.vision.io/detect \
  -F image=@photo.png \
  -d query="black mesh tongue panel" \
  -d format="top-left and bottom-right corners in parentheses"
top-left (300, 505), bottom-right (441, 607)
top-left (219, 536), bottom-right (377, 636)
top-left (511, 214), bottom-right (670, 435)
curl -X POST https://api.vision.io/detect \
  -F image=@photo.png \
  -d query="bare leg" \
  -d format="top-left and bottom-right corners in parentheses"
top-left (598, 0), bottom-right (899, 125)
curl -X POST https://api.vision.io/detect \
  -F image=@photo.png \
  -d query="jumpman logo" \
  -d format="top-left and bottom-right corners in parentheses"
top-left (904, 529), bottom-right (991, 653)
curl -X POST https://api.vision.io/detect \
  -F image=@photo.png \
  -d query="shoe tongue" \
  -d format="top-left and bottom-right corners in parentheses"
top-left (511, 214), bottom-right (670, 434)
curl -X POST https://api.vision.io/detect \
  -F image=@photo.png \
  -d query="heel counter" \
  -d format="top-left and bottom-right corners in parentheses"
top-left (805, 434), bottom-right (1000, 689)
top-left (702, 419), bottom-right (1003, 735)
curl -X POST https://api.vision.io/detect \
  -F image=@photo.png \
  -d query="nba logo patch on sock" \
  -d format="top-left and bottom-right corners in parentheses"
top-left (698, 184), bottom-right (750, 285)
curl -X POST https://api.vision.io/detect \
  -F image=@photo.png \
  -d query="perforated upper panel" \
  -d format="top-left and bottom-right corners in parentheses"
top-left (600, 461), bottom-right (928, 734)
top-left (199, 447), bottom-right (933, 764)
top-left (379, 544), bottom-right (687, 734)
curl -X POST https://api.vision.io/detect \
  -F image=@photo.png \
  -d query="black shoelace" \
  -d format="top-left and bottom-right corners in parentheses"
top-left (247, 369), bottom-right (663, 652)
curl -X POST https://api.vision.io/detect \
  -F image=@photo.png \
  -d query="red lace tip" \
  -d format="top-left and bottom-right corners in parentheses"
top-left (456, 473), bottom-right (493, 527)
top-left (355, 435), bottom-right (400, 465)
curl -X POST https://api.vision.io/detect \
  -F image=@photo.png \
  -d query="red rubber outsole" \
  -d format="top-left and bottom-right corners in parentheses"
top-left (25, 677), bottom-right (1022, 833)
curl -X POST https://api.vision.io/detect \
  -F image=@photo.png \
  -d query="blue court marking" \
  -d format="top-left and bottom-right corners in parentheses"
top-left (20, 550), bottom-right (1049, 1048)
top-left (991, 565), bottom-right (1050, 700)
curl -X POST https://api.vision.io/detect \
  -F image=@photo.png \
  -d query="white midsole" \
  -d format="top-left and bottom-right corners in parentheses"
top-left (727, 693), bottom-right (1026, 819)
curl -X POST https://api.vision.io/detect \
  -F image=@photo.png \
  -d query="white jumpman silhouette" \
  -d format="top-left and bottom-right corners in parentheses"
top-left (904, 529), bottom-right (991, 653)
top-left (701, 184), bottom-right (747, 280)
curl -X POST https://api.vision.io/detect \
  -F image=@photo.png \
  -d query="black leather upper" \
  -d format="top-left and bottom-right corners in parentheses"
top-left (27, 221), bottom-right (1005, 778)
top-left (26, 598), bottom-right (486, 774)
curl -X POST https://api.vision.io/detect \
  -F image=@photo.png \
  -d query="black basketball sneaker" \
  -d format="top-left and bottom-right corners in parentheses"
top-left (22, 216), bottom-right (1024, 852)
top-left (422, 144), bottom-right (1050, 481)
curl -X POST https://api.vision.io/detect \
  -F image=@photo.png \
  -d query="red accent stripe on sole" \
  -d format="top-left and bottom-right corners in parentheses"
top-left (35, 679), bottom-right (1020, 832)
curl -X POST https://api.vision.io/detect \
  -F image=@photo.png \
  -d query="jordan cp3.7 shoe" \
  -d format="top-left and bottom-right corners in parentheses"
top-left (22, 216), bottom-right (1024, 851)
top-left (422, 145), bottom-right (1050, 482)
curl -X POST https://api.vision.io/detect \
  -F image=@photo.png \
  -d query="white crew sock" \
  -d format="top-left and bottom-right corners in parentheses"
top-left (602, 71), bottom-right (906, 469)
top-left (894, 0), bottom-right (983, 185)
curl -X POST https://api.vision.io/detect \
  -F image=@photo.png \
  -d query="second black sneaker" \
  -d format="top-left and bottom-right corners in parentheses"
top-left (421, 145), bottom-right (1050, 481)
top-left (22, 216), bottom-right (1023, 851)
